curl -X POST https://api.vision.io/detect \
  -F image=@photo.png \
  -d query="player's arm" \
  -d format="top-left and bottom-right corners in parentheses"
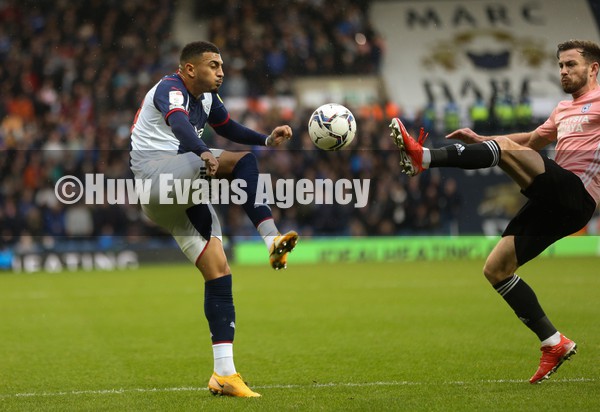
top-left (483, 130), bottom-right (549, 150)
top-left (169, 112), bottom-right (218, 174)
top-left (210, 113), bottom-right (269, 146)
top-left (210, 112), bottom-right (292, 147)
top-left (208, 95), bottom-right (292, 147)
top-left (207, 95), bottom-right (270, 146)
top-left (265, 125), bottom-right (292, 146)
top-left (167, 112), bottom-right (218, 175)
top-left (510, 130), bottom-right (551, 151)
top-left (153, 79), bottom-right (211, 156)
top-left (167, 111), bottom-right (211, 155)
top-left (446, 129), bottom-right (551, 151)
top-left (447, 107), bottom-right (557, 151)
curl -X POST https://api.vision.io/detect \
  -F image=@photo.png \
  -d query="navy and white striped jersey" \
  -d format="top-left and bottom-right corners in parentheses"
top-left (130, 73), bottom-right (228, 166)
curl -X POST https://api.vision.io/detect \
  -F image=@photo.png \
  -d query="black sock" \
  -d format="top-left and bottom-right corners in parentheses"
top-left (430, 141), bottom-right (500, 169)
top-left (204, 274), bottom-right (236, 343)
top-left (232, 153), bottom-right (273, 227)
top-left (494, 274), bottom-right (557, 341)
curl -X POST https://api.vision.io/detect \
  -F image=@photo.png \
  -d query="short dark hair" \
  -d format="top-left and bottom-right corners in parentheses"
top-left (180, 41), bottom-right (220, 64)
top-left (556, 39), bottom-right (600, 64)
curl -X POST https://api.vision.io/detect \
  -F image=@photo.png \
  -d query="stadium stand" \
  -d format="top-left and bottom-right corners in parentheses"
top-left (8, 0), bottom-right (597, 260)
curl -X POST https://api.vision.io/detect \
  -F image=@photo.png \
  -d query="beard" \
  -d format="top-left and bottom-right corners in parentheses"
top-left (561, 75), bottom-right (587, 94)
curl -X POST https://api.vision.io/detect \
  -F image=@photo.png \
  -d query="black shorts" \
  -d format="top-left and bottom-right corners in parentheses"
top-left (502, 156), bottom-right (596, 266)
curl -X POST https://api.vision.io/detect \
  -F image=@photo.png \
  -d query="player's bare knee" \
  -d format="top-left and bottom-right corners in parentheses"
top-left (482, 259), bottom-right (513, 285)
top-left (196, 241), bottom-right (231, 279)
top-left (197, 261), bottom-right (230, 280)
top-left (493, 136), bottom-right (518, 155)
top-left (212, 263), bottom-right (231, 279)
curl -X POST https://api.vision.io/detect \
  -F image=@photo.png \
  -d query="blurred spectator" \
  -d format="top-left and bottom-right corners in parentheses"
top-left (469, 96), bottom-right (491, 134)
top-left (515, 95), bottom-right (533, 130)
top-left (493, 93), bottom-right (516, 133)
top-left (64, 201), bottom-right (94, 238)
top-left (439, 177), bottom-right (462, 236)
top-left (443, 100), bottom-right (460, 135)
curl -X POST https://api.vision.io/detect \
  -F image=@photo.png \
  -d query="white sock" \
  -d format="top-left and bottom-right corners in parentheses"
top-left (257, 219), bottom-right (279, 250)
top-left (422, 147), bottom-right (431, 169)
top-left (541, 331), bottom-right (561, 347)
top-left (213, 343), bottom-right (236, 376)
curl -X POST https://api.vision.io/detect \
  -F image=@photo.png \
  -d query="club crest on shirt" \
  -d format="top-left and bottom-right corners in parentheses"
top-left (581, 103), bottom-right (591, 113)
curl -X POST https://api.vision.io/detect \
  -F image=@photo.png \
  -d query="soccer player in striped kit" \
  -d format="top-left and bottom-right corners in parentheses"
top-left (130, 41), bottom-right (298, 397)
top-left (390, 39), bottom-right (600, 384)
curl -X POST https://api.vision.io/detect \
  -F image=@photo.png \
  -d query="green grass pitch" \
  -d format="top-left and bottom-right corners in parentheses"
top-left (1, 256), bottom-right (599, 411)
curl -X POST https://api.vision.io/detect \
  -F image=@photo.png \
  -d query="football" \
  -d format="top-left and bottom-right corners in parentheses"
top-left (308, 103), bottom-right (357, 150)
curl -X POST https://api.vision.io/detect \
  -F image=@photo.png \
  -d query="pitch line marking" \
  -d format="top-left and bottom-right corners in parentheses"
top-left (2, 378), bottom-right (595, 399)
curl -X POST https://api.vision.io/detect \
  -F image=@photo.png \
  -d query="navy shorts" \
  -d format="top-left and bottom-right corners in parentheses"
top-left (502, 156), bottom-right (596, 265)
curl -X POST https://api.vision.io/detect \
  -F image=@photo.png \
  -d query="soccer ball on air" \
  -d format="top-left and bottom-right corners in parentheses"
top-left (308, 103), bottom-right (357, 150)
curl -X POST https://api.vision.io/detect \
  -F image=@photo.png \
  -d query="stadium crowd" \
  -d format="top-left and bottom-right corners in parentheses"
top-left (201, 0), bottom-right (383, 97)
top-left (5, 0), bottom-right (575, 256)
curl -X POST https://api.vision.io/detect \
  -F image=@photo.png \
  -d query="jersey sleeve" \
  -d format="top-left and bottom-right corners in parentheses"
top-left (206, 93), bottom-right (229, 126)
top-left (534, 107), bottom-right (558, 142)
top-left (153, 77), bottom-right (189, 125)
top-left (152, 77), bottom-right (210, 155)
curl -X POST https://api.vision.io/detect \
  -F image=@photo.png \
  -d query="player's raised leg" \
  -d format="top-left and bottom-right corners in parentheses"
top-left (389, 117), bottom-right (501, 176)
top-left (217, 150), bottom-right (298, 270)
top-left (269, 230), bottom-right (299, 270)
top-left (389, 118), bottom-right (428, 176)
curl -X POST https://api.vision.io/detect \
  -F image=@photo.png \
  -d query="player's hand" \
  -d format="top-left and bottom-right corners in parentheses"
top-left (266, 125), bottom-right (293, 146)
top-left (445, 128), bottom-right (485, 144)
top-left (200, 152), bottom-right (219, 176)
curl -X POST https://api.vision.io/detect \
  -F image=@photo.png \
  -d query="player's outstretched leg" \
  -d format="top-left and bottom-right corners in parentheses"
top-left (231, 153), bottom-right (299, 269)
top-left (208, 372), bottom-right (261, 397)
top-left (389, 118), bottom-right (428, 176)
top-left (269, 230), bottom-right (299, 270)
top-left (529, 334), bottom-right (577, 384)
top-left (390, 118), bottom-right (502, 175)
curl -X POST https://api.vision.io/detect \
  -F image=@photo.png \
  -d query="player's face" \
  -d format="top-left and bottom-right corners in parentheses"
top-left (190, 52), bottom-right (224, 93)
top-left (558, 49), bottom-right (593, 95)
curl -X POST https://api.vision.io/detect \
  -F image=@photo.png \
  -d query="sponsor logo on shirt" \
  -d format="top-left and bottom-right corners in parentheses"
top-left (558, 114), bottom-right (590, 137)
